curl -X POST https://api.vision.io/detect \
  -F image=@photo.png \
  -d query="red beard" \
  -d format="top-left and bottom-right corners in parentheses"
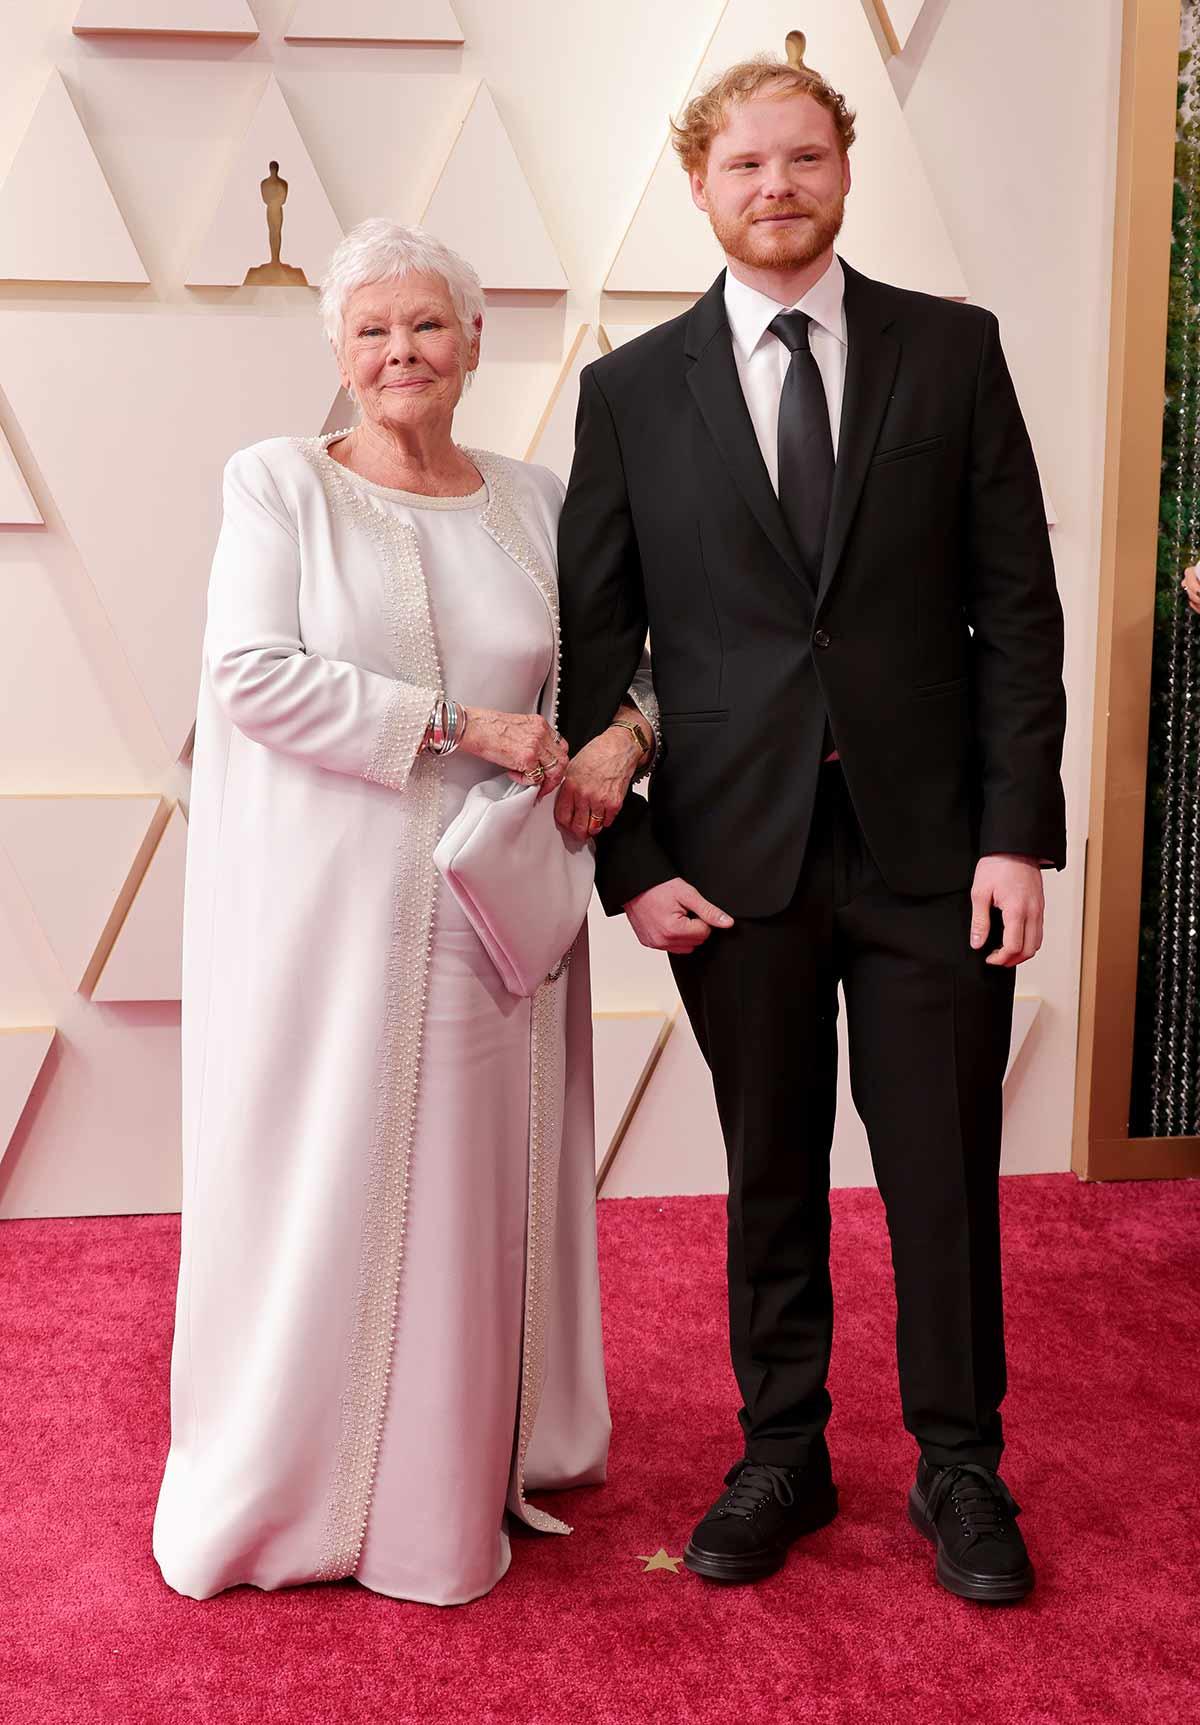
top-left (710, 191), bottom-right (846, 273)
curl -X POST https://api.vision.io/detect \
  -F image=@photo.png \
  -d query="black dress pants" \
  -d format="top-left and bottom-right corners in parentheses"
top-left (670, 764), bottom-right (1015, 1471)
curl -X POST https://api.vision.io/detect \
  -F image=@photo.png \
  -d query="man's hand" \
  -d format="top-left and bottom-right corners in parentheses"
top-left (970, 855), bottom-right (1045, 967)
top-left (555, 726), bottom-right (645, 839)
top-left (624, 877), bottom-right (733, 955)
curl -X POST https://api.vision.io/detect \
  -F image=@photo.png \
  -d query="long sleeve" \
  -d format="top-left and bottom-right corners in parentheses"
top-left (559, 369), bottom-right (675, 911)
top-left (204, 449), bottom-right (437, 791)
top-left (965, 316), bottom-right (1067, 867)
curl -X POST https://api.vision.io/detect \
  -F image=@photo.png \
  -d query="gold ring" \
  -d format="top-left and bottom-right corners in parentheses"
top-left (526, 762), bottom-right (546, 784)
top-left (588, 812), bottom-right (604, 829)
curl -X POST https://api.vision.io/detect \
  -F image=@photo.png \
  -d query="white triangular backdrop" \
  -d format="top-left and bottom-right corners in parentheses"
top-left (93, 805), bottom-right (187, 1002)
top-left (0, 311), bottom-right (339, 758)
top-left (526, 326), bottom-right (610, 485)
top-left (186, 77), bottom-right (343, 288)
top-left (0, 427), bottom-right (41, 526)
top-left (422, 84), bottom-right (568, 291)
top-left (601, 325), bottom-right (655, 349)
top-left (285, 0), bottom-right (463, 43)
top-left (873, 0), bottom-right (929, 54)
top-left (322, 386), bottom-right (358, 436)
top-left (0, 796), bottom-right (166, 994)
top-left (592, 1012), bottom-right (673, 1182)
top-left (0, 1029), bottom-right (55, 1167)
top-left (0, 73), bottom-right (148, 284)
top-left (73, 0), bottom-right (259, 37)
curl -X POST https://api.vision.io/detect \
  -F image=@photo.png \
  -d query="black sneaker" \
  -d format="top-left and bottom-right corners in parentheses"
top-left (908, 1459), bottom-right (1035, 1603)
top-left (683, 1456), bottom-right (839, 1583)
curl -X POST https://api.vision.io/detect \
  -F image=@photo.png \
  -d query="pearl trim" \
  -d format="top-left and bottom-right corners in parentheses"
top-left (468, 448), bottom-right (561, 721)
top-left (467, 446), bottom-right (574, 1537)
top-left (296, 434), bottom-right (578, 1566)
top-left (319, 430), bottom-right (488, 511)
top-left (298, 435), bottom-right (445, 1581)
top-left (509, 962), bottom-right (574, 1537)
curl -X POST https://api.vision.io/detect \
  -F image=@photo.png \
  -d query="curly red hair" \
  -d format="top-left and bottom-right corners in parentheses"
top-left (670, 56), bottom-right (857, 176)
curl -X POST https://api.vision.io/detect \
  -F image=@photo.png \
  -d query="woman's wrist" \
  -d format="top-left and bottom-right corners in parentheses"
top-left (454, 705), bottom-right (485, 757)
top-left (423, 696), bottom-right (472, 757)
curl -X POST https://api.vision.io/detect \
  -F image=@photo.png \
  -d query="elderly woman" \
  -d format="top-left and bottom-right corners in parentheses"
top-left (153, 219), bottom-right (657, 1606)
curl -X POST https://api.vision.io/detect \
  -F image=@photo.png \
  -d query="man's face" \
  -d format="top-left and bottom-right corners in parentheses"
top-left (691, 91), bottom-right (851, 274)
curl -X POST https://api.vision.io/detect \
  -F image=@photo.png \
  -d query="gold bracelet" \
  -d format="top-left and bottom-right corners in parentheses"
top-left (610, 719), bottom-right (650, 760)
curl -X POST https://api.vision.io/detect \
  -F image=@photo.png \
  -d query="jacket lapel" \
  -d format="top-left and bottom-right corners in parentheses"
top-left (817, 262), bottom-right (900, 607)
top-left (685, 274), bottom-right (811, 589)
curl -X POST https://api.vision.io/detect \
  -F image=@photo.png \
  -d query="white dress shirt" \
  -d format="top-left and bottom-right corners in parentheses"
top-left (724, 254), bottom-right (848, 493)
top-left (725, 257), bottom-right (847, 761)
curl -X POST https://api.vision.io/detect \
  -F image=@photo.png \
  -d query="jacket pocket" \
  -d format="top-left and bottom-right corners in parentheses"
top-left (913, 675), bottom-right (967, 699)
top-left (871, 434), bottom-right (946, 469)
top-left (661, 708), bottom-right (731, 724)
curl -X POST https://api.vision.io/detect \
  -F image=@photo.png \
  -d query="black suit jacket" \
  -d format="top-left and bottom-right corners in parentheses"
top-left (558, 261), bottom-right (1067, 916)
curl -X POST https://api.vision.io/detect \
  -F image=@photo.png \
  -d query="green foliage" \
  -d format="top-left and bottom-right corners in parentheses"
top-left (1130, 44), bottom-right (1200, 1131)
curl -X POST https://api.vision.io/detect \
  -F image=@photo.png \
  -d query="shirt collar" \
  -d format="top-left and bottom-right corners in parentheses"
top-left (723, 253), bottom-right (847, 362)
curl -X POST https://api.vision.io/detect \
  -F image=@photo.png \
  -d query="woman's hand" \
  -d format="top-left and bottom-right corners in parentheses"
top-left (554, 725), bottom-right (645, 839)
top-left (1183, 565), bottom-right (1200, 615)
top-left (459, 707), bottom-right (568, 797)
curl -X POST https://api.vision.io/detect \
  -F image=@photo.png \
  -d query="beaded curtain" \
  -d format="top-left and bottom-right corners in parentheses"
top-left (1132, 0), bottom-right (1200, 1135)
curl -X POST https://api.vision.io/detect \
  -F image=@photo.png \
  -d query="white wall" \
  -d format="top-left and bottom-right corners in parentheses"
top-left (0, 0), bottom-right (1121, 1215)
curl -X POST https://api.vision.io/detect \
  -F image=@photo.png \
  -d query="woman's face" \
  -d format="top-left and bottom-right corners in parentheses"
top-left (338, 272), bottom-right (480, 434)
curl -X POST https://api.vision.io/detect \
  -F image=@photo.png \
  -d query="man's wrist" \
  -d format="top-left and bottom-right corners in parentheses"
top-left (608, 719), bottom-right (650, 765)
top-left (980, 852), bottom-right (1045, 867)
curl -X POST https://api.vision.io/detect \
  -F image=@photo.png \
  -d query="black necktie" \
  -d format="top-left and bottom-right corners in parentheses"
top-left (769, 310), bottom-right (834, 587)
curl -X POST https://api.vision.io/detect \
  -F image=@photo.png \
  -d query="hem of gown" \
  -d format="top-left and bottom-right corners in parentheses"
top-left (154, 1558), bottom-right (332, 1603)
top-left (354, 1534), bottom-right (513, 1608)
top-left (154, 1543), bottom-right (514, 1608)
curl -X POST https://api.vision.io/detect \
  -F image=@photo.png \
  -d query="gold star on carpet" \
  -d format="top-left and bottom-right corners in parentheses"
top-left (637, 1547), bottom-right (684, 1574)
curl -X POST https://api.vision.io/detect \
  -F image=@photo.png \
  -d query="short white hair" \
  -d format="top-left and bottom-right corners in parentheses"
top-left (319, 218), bottom-right (484, 356)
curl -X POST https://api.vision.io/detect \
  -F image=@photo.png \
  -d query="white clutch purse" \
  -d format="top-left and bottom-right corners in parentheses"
top-left (433, 776), bottom-right (596, 998)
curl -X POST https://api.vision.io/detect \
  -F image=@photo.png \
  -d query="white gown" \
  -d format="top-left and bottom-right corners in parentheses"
top-left (354, 475), bottom-right (553, 1604)
top-left (153, 437), bottom-right (615, 1606)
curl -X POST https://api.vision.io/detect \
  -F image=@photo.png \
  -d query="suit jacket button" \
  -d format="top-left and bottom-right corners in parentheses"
top-left (813, 629), bottom-right (832, 649)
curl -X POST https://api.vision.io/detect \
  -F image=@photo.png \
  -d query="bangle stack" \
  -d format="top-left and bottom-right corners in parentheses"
top-left (424, 694), bottom-right (467, 756)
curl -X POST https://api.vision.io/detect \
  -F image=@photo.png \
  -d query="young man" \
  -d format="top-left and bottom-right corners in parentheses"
top-left (556, 53), bottom-right (1065, 1602)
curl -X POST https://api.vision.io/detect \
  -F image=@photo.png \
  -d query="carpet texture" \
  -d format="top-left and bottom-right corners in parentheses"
top-left (2, 1174), bottom-right (1197, 1725)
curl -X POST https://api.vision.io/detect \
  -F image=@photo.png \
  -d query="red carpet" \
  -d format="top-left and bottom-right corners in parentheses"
top-left (2, 1174), bottom-right (1197, 1725)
